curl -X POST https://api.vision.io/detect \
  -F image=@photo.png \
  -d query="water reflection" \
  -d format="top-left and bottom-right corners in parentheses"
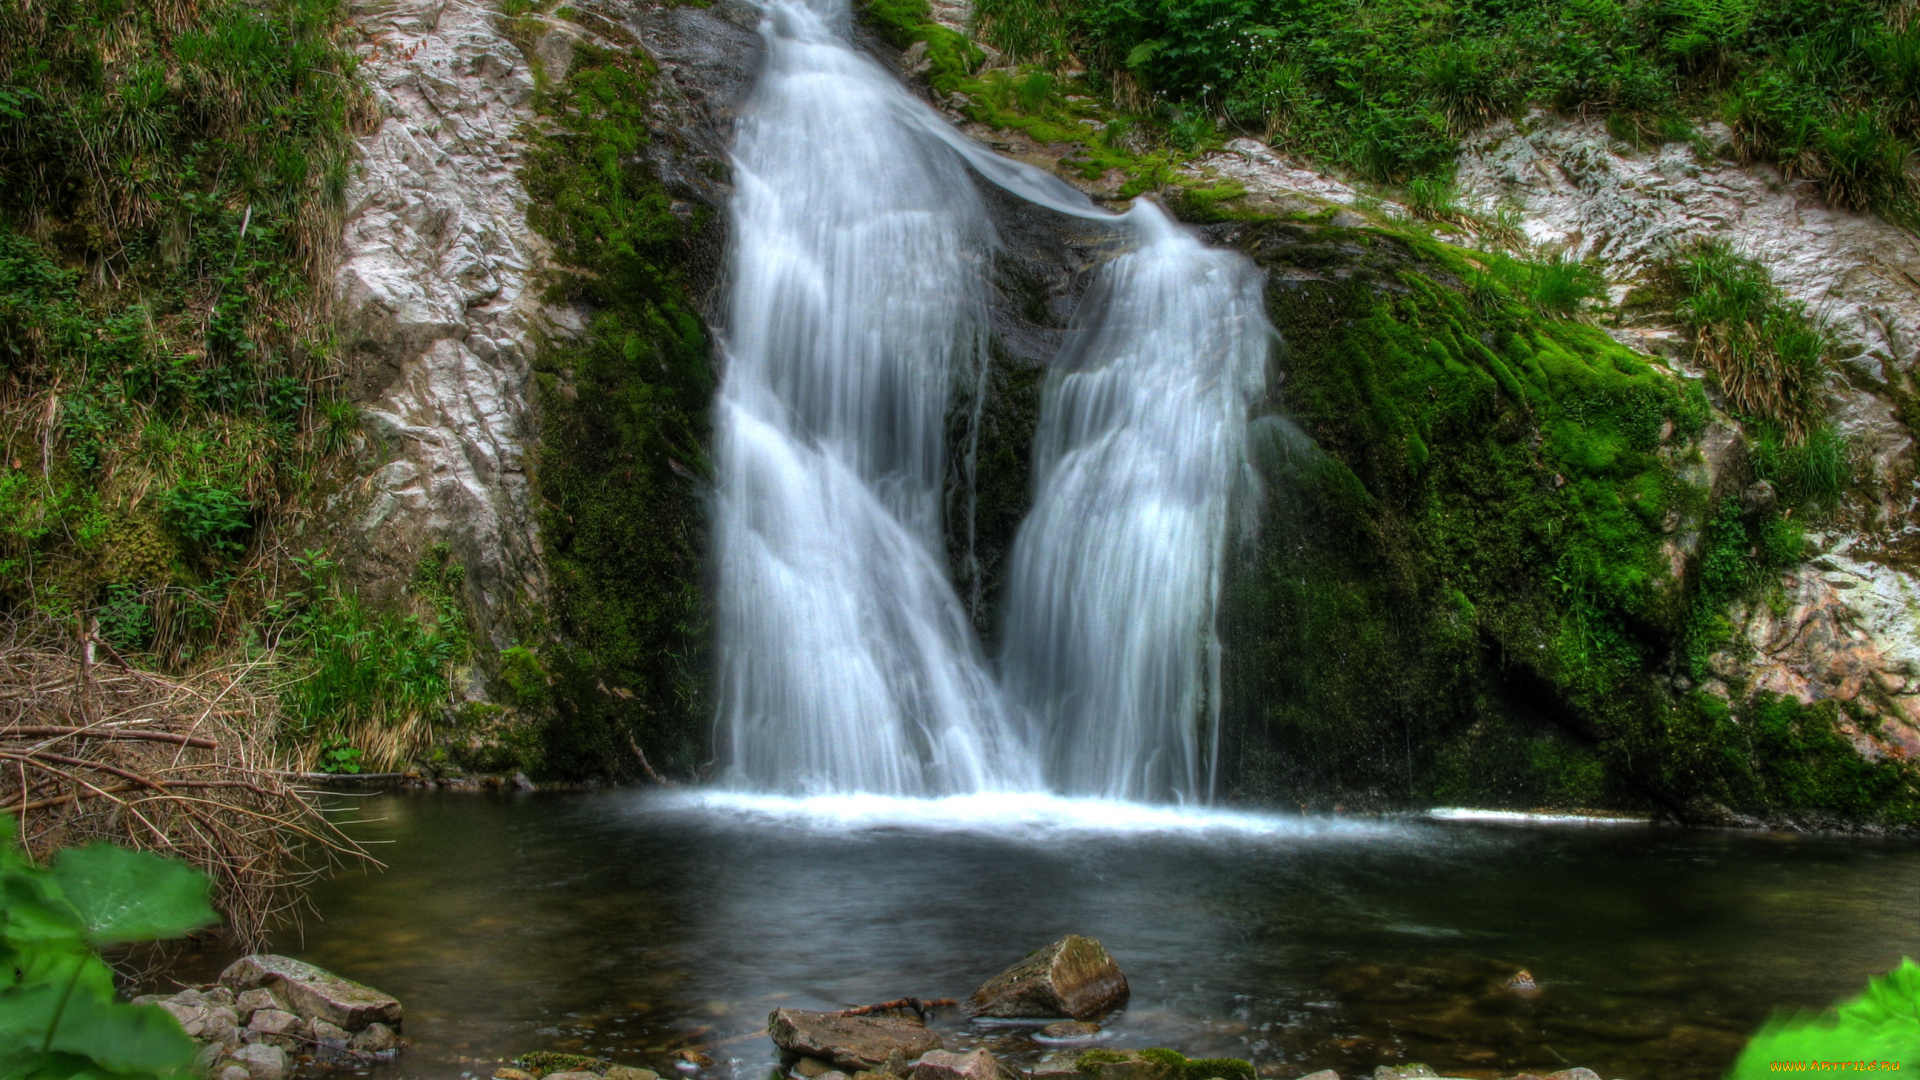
top-left (197, 792), bottom-right (1920, 1080)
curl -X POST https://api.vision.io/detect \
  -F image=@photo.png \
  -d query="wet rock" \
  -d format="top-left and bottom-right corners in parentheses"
top-left (768, 1008), bottom-right (942, 1072)
top-left (967, 935), bottom-right (1130, 1020)
top-left (192, 1041), bottom-right (224, 1076)
top-left (607, 1068), bottom-right (662, 1080)
top-left (231, 1043), bottom-right (289, 1080)
top-left (816, 1073), bottom-right (854, 1080)
top-left (247, 1009), bottom-right (302, 1040)
top-left (1070, 1052), bottom-right (1175, 1080)
top-left (675, 1048), bottom-right (716, 1071)
top-left (494, 1071), bottom-right (537, 1080)
top-left (794, 1059), bottom-right (834, 1079)
top-left (911, 1048), bottom-right (1009, 1080)
top-left (1546, 1071), bottom-right (1602, 1080)
top-left (234, 988), bottom-right (285, 1017)
top-left (1039, 1022), bottom-right (1101, 1039)
top-left (350, 1021), bottom-right (401, 1053)
top-left (1295, 1072), bottom-right (1340, 1080)
top-left (222, 955), bottom-right (403, 1032)
top-left (311, 1018), bottom-right (351, 1049)
top-left (1373, 1069), bottom-right (1437, 1080)
top-left (220, 1067), bottom-right (251, 1080)
top-left (547, 1073), bottom-right (603, 1080)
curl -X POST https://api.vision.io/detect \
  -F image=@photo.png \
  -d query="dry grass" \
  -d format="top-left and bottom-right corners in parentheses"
top-left (0, 617), bottom-right (373, 950)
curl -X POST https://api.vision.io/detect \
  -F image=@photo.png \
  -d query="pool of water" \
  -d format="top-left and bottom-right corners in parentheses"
top-left (173, 790), bottom-right (1920, 1080)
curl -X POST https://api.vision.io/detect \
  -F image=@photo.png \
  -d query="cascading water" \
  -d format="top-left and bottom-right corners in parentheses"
top-left (713, 0), bottom-right (1274, 801)
top-left (997, 213), bottom-right (1270, 802)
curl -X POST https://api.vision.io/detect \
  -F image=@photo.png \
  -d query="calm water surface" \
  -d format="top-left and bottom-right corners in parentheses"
top-left (193, 791), bottom-right (1920, 1080)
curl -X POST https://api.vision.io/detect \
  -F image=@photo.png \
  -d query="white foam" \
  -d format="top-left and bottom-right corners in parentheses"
top-left (1427, 807), bottom-right (1648, 826)
top-left (651, 790), bottom-right (1415, 843)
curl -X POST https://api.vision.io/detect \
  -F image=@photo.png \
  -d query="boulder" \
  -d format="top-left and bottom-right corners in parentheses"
top-left (350, 1022), bottom-right (400, 1053)
top-left (967, 936), bottom-right (1129, 1021)
top-left (768, 1008), bottom-right (943, 1072)
top-left (221, 955), bottom-right (402, 1032)
top-left (912, 1049), bottom-right (1008, 1080)
top-left (231, 1043), bottom-right (290, 1080)
top-left (1295, 1073), bottom-right (1340, 1080)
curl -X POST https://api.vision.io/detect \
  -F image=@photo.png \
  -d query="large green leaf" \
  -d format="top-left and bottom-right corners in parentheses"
top-left (48, 991), bottom-right (197, 1073)
top-left (48, 845), bottom-right (216, 946)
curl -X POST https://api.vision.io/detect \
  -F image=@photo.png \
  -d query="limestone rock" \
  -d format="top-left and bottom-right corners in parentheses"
top-left (351, 1021), bottom-right (401, 1053)
top-left (231, 1043), bottom-right (290, 1080)
top-left (911, 1049), bottom-right (1009, 1080)
top-left (767, 1008), bottom-right (943, 1072)
top-left (332, 0), bottom-right (552, 652)
top-left (794, 1060), bottom-right (834, 1079)
top-left (221, 954), bottom-right (402, 1032)
top-left (1546, 1070), bottom-right (1603, 1080)
top-left (546, 1073), bottom-right (603, 1080)
top-left (234, 988), bottom-right (284, 1017)
top-left (220, 1067), bottom-right (251, 1080)
top-left (311, 1018), bottom-right (352, 1048)
top-left (607, 1068), bottom-right (662, 1080)
top-left (247, 1009), bottom-right (301, 1038)
top-left (967, 935), bottom-right (1130, 1020)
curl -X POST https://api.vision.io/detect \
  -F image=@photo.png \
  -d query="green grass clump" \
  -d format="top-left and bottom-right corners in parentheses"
top-left (1728, 959), bottom-right (1920, 1076)
top-left (970, 0), bottom-right (1920, 220)
top-left (1666, 240), bottom-right (1833, 443)
top-left (517, 38), bottom-right (713, 780)
top-left (269, 547), bottom-right (469, 770)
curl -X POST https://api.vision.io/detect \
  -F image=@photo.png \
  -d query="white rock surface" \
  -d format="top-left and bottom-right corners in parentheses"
top-left (336, 0), bottom-right (550, 647)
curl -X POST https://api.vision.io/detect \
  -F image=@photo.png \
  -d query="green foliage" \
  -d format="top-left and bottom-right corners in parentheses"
top-left (970, 0), bottom-right (1920, 220)
top-left (0, 815), bottom-right (217, 1080)
top-left (1667, 240), bottom-right (1833, 442)
top-left (0, 0), bottom-right (367, 652)
top-left (516, 1051), bottom-right (613, 1077)
top-left (269, 547), bottom-right (468, 769)
top-left (519, 41), bottom-right (712, 780)
top-left (1728, 959), bottom-right (1920, 1075)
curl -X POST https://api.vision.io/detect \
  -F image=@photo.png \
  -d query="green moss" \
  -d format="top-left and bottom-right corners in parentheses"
top-left (518, 40), bottom-right (713, 780)
top-left (1075, 1049), bottom-right (1255, 1080)
top-left (516, 1051), bottom-right (612, 1077)
top-left (1219, 217), bottom-right (1919, 824)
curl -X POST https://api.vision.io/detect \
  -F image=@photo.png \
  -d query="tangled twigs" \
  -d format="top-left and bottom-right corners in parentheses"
top-left (0, 619), bottom-right (374, 949)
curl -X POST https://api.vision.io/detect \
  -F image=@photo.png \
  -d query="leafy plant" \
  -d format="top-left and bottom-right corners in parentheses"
top-left (318, 735), bottom-right (364, 775)
top-left (1727, 959), bottom-right (1920, 1076)
top-left (0, 814), bottom-right (218, 1080)
top-left (1668, 241), bottom-right (1831, 441)
top-left (160, 484), bottom-right (253, 557)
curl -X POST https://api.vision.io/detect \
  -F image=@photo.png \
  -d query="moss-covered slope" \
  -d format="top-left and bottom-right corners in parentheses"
top-left (1219, 218), bottom-right (1920, 826)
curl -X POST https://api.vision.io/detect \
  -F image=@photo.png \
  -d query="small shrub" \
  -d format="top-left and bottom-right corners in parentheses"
top-left (1015, 69), bottom-right (1056, 112)
top-left (1817, 110), bottom-right (1916, 219)
top-left (1727, 959), bottom-right (1920, 1076)
top-left (161, 483), bottom-right (253, 556)
top-left (1669, 241), bottom-right (1832, 440)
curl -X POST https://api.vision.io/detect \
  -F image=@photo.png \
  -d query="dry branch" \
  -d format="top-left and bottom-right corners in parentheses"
top-left (0, 620), bottom-right (373, 950)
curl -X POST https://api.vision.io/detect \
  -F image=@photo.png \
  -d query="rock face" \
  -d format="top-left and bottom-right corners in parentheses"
top-left (333, 0), bottom-right (549, 650)
top-left (221, 954), bottom-right (404, 1031)
top-left (767, 1008), bottom-right (944, 1072)
top-left (967, 935), bottom-right (1130, 1020)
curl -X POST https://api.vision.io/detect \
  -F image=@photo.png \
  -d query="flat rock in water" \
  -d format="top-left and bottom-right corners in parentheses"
top-left (768, 1009), bottom-right (942, 1072)
top-left (221, 955), bottom-right (402, 1031)
top-left (911, 1049), bottom-right (1007, 1080)
top-left (1294, 1072), bottom-right (1339, 1080)
top-left (967, 936), bottom-right (1128, 1020)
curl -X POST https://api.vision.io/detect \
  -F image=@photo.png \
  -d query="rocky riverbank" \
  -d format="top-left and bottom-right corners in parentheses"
top-left (138, 955), bottom-right (404, 1080)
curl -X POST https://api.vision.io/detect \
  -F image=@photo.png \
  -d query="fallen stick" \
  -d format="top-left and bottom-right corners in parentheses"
top-left (3, 726), bottom-right (219, 749)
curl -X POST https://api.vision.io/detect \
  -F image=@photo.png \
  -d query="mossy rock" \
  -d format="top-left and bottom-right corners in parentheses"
top-left (517, 1051), bottom-right (613, 1077)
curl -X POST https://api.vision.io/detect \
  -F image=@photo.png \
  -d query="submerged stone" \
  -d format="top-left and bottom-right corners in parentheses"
top-left (221, 954), bottom-right (402, 1032)
top-left (767, 1008), bottom-right (942, 1072)
top-left (967, 935), bottom-right (1129, 1020)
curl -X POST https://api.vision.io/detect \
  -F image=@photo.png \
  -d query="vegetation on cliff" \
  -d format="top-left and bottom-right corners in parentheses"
top-left (504, 25), bottom-right (713, 780)
top-left (1219, 216), bottom-right (1920, 825)
top-left (0, 0), bottom-right (464, 772)
top-left (968, 0), bottom-right (1920, 222)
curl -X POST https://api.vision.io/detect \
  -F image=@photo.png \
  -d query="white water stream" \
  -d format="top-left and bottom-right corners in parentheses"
top-left (712, 0), bottom-right (1272, 800)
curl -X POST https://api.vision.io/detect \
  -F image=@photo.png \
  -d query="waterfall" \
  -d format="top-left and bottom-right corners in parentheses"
top-left (713, 0), bottom-right (1272, 800)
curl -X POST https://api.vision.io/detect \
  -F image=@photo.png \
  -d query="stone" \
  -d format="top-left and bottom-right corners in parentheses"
top-left (768, 1008), bottom-right (942, 1072)
top-left (311, 1018), bottom-right (352, 1047)
top-left (204, 986), bottom-right (236, 1008)
top-left (1295, 1073), bottom-right (1340, 1080)
top-left (966, 935), bottom-right (1130, 1020)
top-left (248, 1009), bottom-right (302, 1038)
top-left (234, 988), bottom-right (284, 1017)
top-left (794, 1059), bottom-right (834, 1079)
top-left (350, 1021), bottom-right (401, 1053)
top-left (159, 999), bottom-right (211, 1037)
top-left (221, 955), bottom-right (402, 1031)
top-left (231, 1043), bottom-right (290, 1080)
top-left (220, 1067), bottom-right (251, 1080)
top-left (547, 1073), bottom-right (602, 1080)
top-left (191, 1041), bottom-right (225, 1077)
top-left (675, 1049), bottom-right (716, 1070)
top-left (1039, 1022), bottom-right (1100, 1039)
top-left (912, 1049), bottom-right (1008, 1080)
top-left (494, 1071), bottom-right (537, 1080)
top-left (607, 1069), bottom-right (661, 1080)
top-left (1373, 1070), bottom-right (1437, 1080)
top-left (1547, 1071), bottom-right (1602, 1080)
top-left (816, 1073), bottom-right (854, 1080)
